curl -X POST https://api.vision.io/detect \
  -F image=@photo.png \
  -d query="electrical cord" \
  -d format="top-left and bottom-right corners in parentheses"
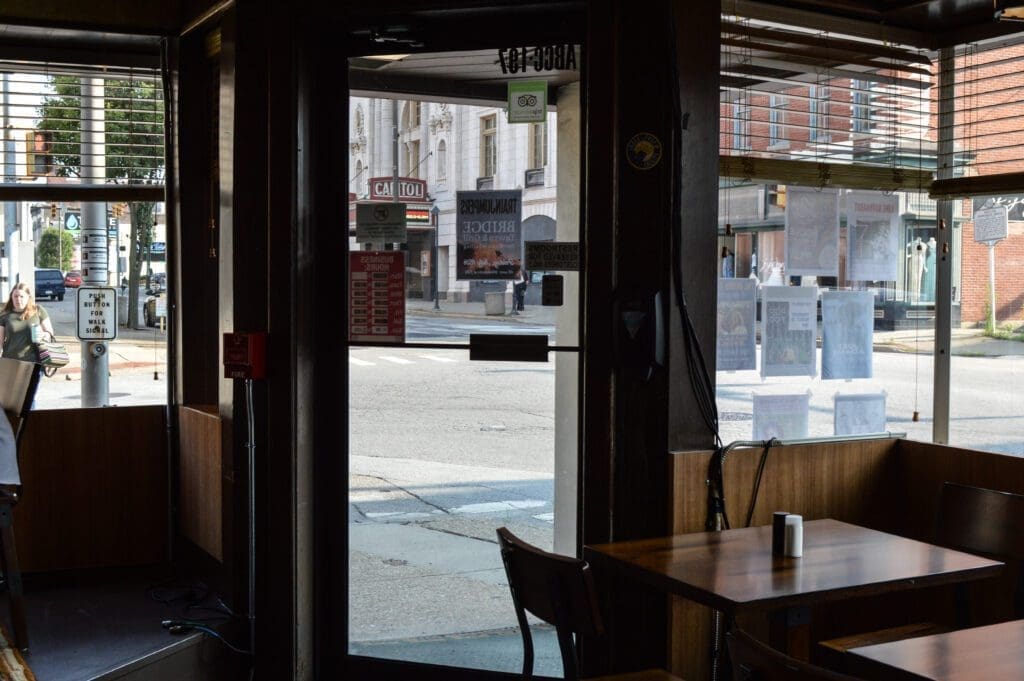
top-left (744, 439), bottom-right (778, 528)
top-left (162, 619), bottom-right (251, 656)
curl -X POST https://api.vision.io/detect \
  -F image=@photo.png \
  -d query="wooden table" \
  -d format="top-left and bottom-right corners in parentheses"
top-left (585, 519), bottom-right (1003, 655)
top-left (847, 619), bottom-right (1024, 681)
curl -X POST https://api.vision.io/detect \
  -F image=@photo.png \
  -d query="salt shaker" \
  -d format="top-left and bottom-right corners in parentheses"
top-left (784, 514), bottom-right (803, 558)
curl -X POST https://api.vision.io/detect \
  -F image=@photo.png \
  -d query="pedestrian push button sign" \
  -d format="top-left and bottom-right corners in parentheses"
top-left (77, 286), bottom-right (118, 341)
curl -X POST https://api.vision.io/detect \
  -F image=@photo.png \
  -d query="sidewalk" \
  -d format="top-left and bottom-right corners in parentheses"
top-left (406, 297), bottom-right (1024, 358)
top-left (406, 296), bottom-right (559, 325)
top-left (50, 324), bottom-right (167, 376)
top-left (872, 327), bottom-right (1024, 358)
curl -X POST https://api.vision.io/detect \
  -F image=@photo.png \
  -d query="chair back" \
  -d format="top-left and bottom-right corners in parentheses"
top-left (727, 629), bottom-right (864, 681)
top-left (497, 527), bottom-right (603, 680)
top-left (0, 358), bottom-right (39, 446)
top-left (936, 482), bottom-right (1024, 621)
top-left (937, 482), bottom-right (1024, 561)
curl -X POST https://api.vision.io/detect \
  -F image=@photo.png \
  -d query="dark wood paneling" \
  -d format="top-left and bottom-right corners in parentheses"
top-left (887, 440), bottom-right (1024, 629)
top-left (178, 405), bottom-right (222, 561)
top-left (304, 14), bottom-right (352, 681)
top-left (892, 439), bottom-right (1024, 539)
top-left (0, 1), bottom-right (180, 33)
top-left (666, 0), bottom-right (721, 450)
top-left (15, 406), bottom-right (168, 572)
top-left (177, 25), bottom-right (221, 407)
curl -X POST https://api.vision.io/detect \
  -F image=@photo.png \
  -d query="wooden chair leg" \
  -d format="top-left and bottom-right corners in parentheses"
top-left (0, 505), bottom-right (28, 652)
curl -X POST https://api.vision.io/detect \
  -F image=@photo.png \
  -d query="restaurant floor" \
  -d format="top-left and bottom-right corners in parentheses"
top-left (16, 565), bottom-right (233, 681)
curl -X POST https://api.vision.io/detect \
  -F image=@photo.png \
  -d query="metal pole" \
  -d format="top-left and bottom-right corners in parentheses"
top-left (988, 243), bottom-right (997, 331)
top-left (81, 77), bottom-right (109, 408)
top-left (2, 72), bottom-right (17, 302)
top-left (392, 99), bottom-right (399, 204)
top-left (432, 208), bottom-right (440, 310)
top-left (245, 378), bottom-right (256, 663)
top-left (933, 47), bottom-right (955, 444)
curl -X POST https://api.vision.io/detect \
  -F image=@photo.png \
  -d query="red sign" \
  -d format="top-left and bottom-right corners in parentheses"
top-left (349, 251), bottom-right (405, 343)
top-left (369, 177), bottom-right (427, 202)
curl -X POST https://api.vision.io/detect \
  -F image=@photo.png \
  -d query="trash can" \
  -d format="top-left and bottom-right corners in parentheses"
top-left (484, 291), bottom-right (505, 316)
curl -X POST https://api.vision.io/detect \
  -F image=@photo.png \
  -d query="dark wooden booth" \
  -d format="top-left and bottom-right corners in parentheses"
top-left (14, 406), bottom-right (169, 572)
top-left (665, 437), bottom-right (1024, 681)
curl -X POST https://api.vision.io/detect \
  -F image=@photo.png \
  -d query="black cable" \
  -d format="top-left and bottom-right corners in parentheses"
top-left (744, 440), bottom-right (778, 528)
top-left (163, 619), bottom-right (251, 656)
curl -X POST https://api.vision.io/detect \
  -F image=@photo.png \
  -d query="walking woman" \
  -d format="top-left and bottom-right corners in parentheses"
top-left (0, 282), bottom-right (55, 362)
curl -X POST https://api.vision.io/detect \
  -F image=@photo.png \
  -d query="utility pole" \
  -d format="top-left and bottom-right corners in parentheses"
top-left (81, 77), bottom-right (109, 407)
top-left (2, 72), bottom-right (18, 302)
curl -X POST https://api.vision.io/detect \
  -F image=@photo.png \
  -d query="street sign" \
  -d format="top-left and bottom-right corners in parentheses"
top-left (356, 202), bottom-right (408, 243)
top-left (77, 286), bottom-right (118, 341)
top-left (63, 210), bottom-right (81, 232)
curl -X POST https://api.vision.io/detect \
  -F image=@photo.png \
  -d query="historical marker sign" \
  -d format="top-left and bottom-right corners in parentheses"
top-left (974, 205), bottom-right (1008, 243)
top-left (77, 286), bottom-right (118, 341)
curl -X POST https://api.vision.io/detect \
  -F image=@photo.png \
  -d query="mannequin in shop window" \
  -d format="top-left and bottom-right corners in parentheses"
top-left (721, 247), bottom-right (735, 278)
top-left (907, 237), bottom-right (925, 302)
top-left (921, 237), bottom-right (937, 302)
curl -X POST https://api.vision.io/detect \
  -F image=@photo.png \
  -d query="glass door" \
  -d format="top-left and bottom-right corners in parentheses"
top-left (346, 46), bottom-right (582, 676)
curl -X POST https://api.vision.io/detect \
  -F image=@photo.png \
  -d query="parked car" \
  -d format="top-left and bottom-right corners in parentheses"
top-left (146, 272), bottom-right (166, 295)
top-left (34, 268), bottom-right (66, 301)
top-left (64, 270), bottom-right (82, 288)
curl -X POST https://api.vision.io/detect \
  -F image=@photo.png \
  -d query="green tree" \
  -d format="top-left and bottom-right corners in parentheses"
top-left (37, 75), bottom-right (163, 327)
top-left (37, 228), bottom-right (75, 271)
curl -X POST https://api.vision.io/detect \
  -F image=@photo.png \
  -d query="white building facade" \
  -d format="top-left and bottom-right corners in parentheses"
top-left (349, 97), bottom-right (558, 302)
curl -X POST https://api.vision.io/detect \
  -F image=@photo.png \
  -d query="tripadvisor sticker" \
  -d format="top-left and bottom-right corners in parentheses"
top-left (626, 132), bottom-right (662, 170)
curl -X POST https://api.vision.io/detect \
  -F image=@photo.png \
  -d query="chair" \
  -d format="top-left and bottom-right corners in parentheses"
top-left (819, 482), bottom-right (1024, 667)
top-left (727, 629), bottom-right (864, 681)
top-left (496, 527), bottom-right (683, 681)
top-left (0, 358), bottom-right (41, 651)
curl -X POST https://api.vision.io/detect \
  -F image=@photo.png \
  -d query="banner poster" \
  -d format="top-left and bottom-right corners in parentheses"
top-left (847, 191), bottom-right (899, 282)
top-left (834, 392), bottom-right (887, 436)
top-left (717, 277), bottom-right (757, 371)
top-left (752, 393), bottom-right (810, 440)
top-left (456, 189), bottom-right (523, 280)
top-left (761, 285), bottom-right (818, 378)
top-left (821, 290), bottom-right (874, 380)
top-left (784, 186), bottom-right (839, 277)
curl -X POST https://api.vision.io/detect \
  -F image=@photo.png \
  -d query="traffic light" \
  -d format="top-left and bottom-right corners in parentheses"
top-left (50, 204), bottom-right (57, 220)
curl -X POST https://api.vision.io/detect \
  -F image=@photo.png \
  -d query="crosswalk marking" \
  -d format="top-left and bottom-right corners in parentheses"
top-left (379, 355), bottom-right (414, 365)
top-left (349, 354), bottom-right (462, 367)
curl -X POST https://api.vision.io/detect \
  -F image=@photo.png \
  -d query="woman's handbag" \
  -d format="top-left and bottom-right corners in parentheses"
top-left (37, 340), bottom-right (70, 376)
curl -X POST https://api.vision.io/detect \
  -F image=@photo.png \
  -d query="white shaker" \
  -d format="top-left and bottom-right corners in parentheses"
top-left (784, 514), bottom-right (803, 558)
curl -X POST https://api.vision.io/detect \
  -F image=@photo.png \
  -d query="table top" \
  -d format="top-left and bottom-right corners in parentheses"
top-left (584, 519), bottom-right (1003, 614)
top-left (848, 618), bottom-right (1024, 681)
